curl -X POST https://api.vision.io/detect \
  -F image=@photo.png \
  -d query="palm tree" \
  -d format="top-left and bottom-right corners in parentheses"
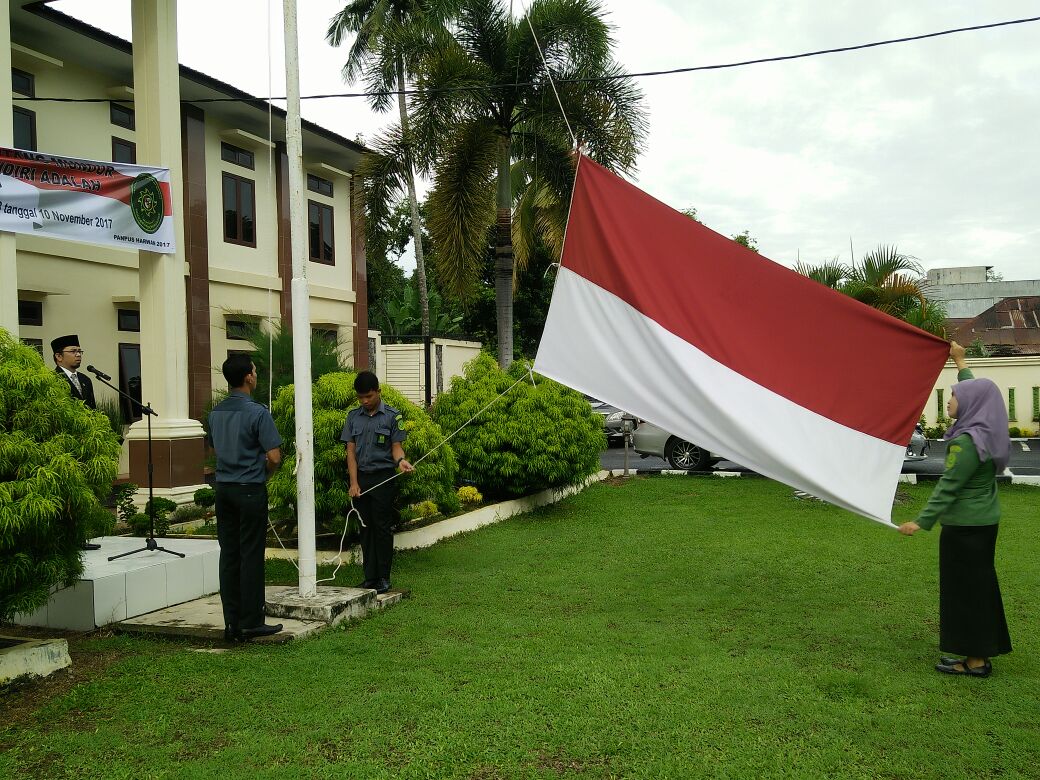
top-left (795, 245), bottom-right (948, 336)
top-left (327, 0), bottom-right (455, 339)
top-left (409, 0), bottom-right (647, 367)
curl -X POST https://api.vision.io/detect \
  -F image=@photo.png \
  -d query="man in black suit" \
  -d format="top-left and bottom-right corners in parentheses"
top-left (51, 334), bottom-right (96, 410)
top-left (51, 334), bottom-right (101, 550)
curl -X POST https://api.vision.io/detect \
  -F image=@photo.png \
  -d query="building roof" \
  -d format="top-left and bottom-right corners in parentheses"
top-left (950, 297), bottom-right (1040, 356)
top-left (13, 1), bottom-right (368, 167)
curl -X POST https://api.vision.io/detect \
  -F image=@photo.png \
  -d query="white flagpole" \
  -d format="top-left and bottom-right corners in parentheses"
top-left (282, 0), bottom-right (317, 597)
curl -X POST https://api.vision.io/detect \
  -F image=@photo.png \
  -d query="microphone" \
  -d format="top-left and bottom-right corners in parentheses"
top-left (86, 365), bottom-right (112, 381)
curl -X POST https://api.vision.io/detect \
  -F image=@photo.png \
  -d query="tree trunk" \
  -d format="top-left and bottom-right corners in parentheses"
top-left (495, 137), bottom-right (514, 369)
top-left (397, 56), bottom-right (430, 338)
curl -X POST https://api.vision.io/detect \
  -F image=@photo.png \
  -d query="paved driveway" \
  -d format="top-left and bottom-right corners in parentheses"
top-left (601, 439), bottom-right (1040, 477)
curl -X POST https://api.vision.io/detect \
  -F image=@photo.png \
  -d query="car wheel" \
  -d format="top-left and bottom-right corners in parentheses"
top-left (665, 437), bottom-right (711, 471)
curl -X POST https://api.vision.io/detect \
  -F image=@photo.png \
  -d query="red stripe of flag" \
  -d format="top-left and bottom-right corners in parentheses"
top-left (562, 156), bottom-right (949, 446)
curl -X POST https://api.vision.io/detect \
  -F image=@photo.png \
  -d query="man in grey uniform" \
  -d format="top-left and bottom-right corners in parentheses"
top-left (342, 371), bottom-right (413, 593)
top-left (208, 354), bottom-right (283, 641)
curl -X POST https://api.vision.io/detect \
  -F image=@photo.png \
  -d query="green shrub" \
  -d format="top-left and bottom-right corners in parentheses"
top-left (169, 504), bottom-right (211, 526)
top-left (193, 487), bottom-right (216, 508)
top-left (412, 500), bottom-right (439, 519)
top-left (129, 512), bottom-right (170, 537)
top-left (96, 396), bottom-right (128, 441)
top-left (0, 330), bottom-right (120, 621)
top-left (430, 354), bottom-right (605, 499)
top-left (1008, 426), bottom-right (1022, 438)
top-left (84, 505), bottom-right (116, 539)
top-left (144, 496), bottom-right (178, 521)
top-left (457, 485), bottom-right (483, 506)
top-left (268, 371), bottom-right (459, 536)
top-left (112, 482), bottom-right (139, 526)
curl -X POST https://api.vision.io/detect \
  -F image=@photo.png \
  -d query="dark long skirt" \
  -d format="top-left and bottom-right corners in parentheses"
top-left (939, 523), bottom-right (1012, 658)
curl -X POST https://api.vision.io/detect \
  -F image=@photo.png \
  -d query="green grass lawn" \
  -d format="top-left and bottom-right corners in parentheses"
top-left (2, 478), bottom-right (1038, 779)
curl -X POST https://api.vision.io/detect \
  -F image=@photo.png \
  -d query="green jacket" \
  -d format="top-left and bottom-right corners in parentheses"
top-left (915, 368), bottom-right (1001, 531)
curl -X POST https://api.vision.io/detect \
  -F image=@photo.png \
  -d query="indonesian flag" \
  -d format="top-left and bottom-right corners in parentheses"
top-left (535, 155), bottom-right (950, 524)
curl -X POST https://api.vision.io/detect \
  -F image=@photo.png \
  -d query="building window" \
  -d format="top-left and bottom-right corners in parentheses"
top-left (308, 200), bottom-right (334, 264)
top-left (112, 137), bottom-right (137, 164)
top-left (307, 174), bottom-right (333, 197)
top-left (221, 142), bottom-right (254, 170)
top-left (222, 172), bottom-right (256, 246)
top-left (110, 102), bottom-right (134, 130)
top-left (13, 107), bottom-right (36, 151)
top-left (117, 308), bottom-right (140, 332)
top-left (18, 299), bottom-right (43, 327)
top-left (312, 327), bottom-right (337, 345)
top-left (118, 343), bottom-right (143, 422)
top-left (226, 319), bottom-right (256, 341)
top-left (21, 338), bottom-right (43, 357)
top-left (12, 68), bottom-right (34, 97)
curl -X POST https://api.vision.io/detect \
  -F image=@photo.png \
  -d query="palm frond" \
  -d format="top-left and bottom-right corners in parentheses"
top-left (355, 124), bottom-right (411, 232)
top-left (426, 118), bottom-right (499, 298)
top-left (795, 259), bottom-right (849, 289)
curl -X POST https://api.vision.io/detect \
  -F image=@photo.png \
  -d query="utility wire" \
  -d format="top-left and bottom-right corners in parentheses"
top-left (16, 15), bottom-right (1040, 105)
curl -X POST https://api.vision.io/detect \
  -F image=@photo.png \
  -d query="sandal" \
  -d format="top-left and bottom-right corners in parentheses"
top-left (935, 658), bottom-right (991, 677)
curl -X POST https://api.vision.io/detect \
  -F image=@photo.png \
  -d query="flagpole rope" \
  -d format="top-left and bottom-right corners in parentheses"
top-left (268, 371), bottom-right (532, 584)
top-left (265, 0), bottom-right (275, 408)
top-left (521, 4), bottom-right (577, 149)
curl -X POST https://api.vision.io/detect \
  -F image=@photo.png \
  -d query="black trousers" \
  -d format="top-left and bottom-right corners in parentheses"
top-left (939, 523), bottom-right (1012, 658)
top-left (355, 468), bottom-right (399, 584)
top-left (215, 482), bottom-right (269, 630)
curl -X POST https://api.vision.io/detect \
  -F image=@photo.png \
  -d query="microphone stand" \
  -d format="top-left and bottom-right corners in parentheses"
top-left (86, 366), bottom-right (185, 561)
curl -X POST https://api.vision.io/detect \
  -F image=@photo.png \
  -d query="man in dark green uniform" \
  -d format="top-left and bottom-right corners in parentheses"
top-left (209, 354), bottom-right (283, 641)
top-left (341, 371), bottom-right (413, 594)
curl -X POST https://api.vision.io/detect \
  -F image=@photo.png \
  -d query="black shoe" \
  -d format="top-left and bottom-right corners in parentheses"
top-left (935, 659), bottom-right (992, 677)
top-left (357, 580), bottom-right (378, 589)
top-left (241, 623), bottom-right (283, 639)
top-left (81, 542), bottom-right (102, 550)
top-left (224, 626), bottom-right (243, 643)
top-left (376, 579), bottom-right (391, 594)
top-left (939, 655), bottom-right (965, 666)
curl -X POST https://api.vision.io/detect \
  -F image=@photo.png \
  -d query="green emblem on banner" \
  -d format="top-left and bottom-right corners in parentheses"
top-left (130, 173), bottom-right (164, 234)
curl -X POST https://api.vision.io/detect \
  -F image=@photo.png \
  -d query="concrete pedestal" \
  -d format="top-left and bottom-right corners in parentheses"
top-left (0, 636), bottom-right (71, 685)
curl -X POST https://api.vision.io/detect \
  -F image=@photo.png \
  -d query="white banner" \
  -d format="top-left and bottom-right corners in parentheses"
top-left (0, 147), bottom-right (175, 252)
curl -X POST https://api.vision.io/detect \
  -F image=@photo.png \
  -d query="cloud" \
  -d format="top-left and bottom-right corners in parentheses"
top-left (55, 0), bottom-right (1040, 280)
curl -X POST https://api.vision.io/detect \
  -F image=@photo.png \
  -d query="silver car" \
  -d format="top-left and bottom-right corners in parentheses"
top-left (905, 425), bottom-right (929, 461)
top-left (631, 421), bottom-right (720, 471)
top-left (586, 397), bottom-right (627, 445)
top-left (633, 421), bottom-right (930, 470)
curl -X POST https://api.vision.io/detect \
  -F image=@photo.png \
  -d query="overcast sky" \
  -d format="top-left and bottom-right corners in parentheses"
top-left (57, 0), bottom-right (1040, 280)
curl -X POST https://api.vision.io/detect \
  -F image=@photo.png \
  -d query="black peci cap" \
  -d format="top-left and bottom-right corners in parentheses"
top-left (50, 334), bottom-right (81, 355)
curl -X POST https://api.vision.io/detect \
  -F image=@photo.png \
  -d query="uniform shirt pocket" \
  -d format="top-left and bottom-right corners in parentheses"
top-left (348, 419), bottom-right (366, 442)
top-left (374, 426), bottom-right (393, 448)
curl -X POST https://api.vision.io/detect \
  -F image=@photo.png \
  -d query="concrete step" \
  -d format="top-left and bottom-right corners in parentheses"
top-left (264, 585), bottom-right (376, 626)
top-left (116, 584), bottom-right (409, 643)
top-left (117, 592), bottom-right (324, 644)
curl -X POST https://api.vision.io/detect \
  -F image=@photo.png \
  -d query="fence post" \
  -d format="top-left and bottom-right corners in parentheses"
top-left (424, 335), bottom-right (433, 408)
